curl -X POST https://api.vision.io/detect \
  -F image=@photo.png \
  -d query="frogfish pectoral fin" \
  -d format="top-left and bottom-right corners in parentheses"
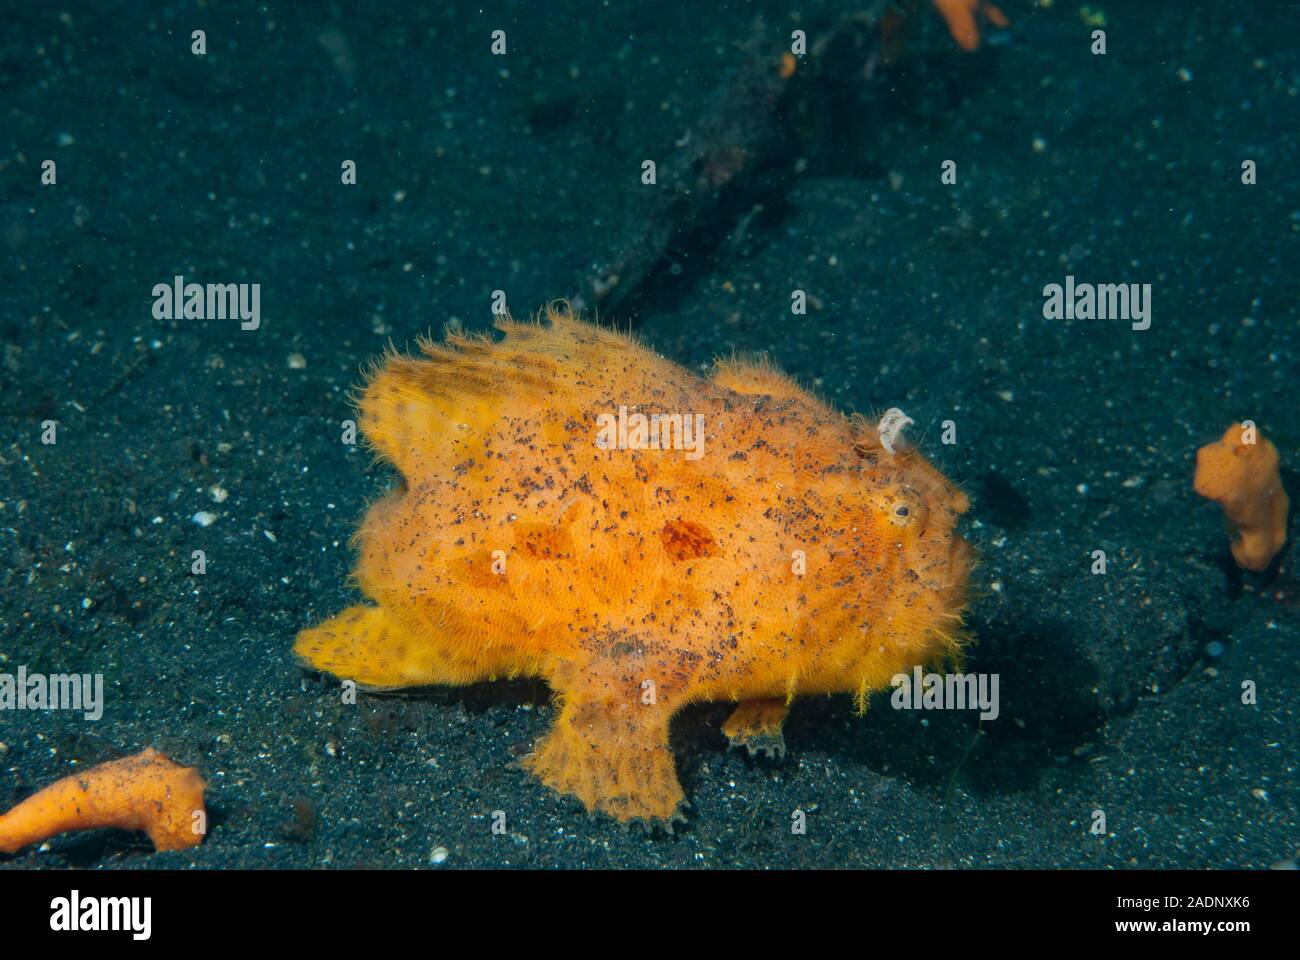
top-left (524, 694), bottom-right (685, 824)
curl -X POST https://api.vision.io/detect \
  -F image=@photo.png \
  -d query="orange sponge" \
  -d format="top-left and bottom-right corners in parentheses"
top-left (1194, 422), bottom-right (1290, 571)
top-left (933, 0), bottom-right (1009, 51)
top-left (0, 747), bottom-right (206, 854)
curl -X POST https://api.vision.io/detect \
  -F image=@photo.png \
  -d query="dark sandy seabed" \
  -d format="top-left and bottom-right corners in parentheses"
top-left (0, 0), bottom-right (1296, 869)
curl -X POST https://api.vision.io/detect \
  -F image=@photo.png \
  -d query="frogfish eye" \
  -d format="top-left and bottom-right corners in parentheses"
top-left (884, 486), bottom-right (928, 533)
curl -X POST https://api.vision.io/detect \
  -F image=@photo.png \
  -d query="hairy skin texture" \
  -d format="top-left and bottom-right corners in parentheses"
top-left (295, 304), bottom-right (972, 823)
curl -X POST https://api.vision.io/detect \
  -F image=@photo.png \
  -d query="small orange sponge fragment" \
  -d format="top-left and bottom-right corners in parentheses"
top-left (933, 0), bottom-right (1009, 51)
top-left (0, 747), bottom-right (207, 854)
top-left (1194, 423), bottom-right (1289, 571)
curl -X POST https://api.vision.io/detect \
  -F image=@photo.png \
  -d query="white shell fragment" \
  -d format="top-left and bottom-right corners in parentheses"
top-left (876, 407), bottom-right (914, 456)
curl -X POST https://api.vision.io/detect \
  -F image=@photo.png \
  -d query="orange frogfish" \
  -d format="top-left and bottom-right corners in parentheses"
top-left (295, 304), bottom-right (972, 822)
